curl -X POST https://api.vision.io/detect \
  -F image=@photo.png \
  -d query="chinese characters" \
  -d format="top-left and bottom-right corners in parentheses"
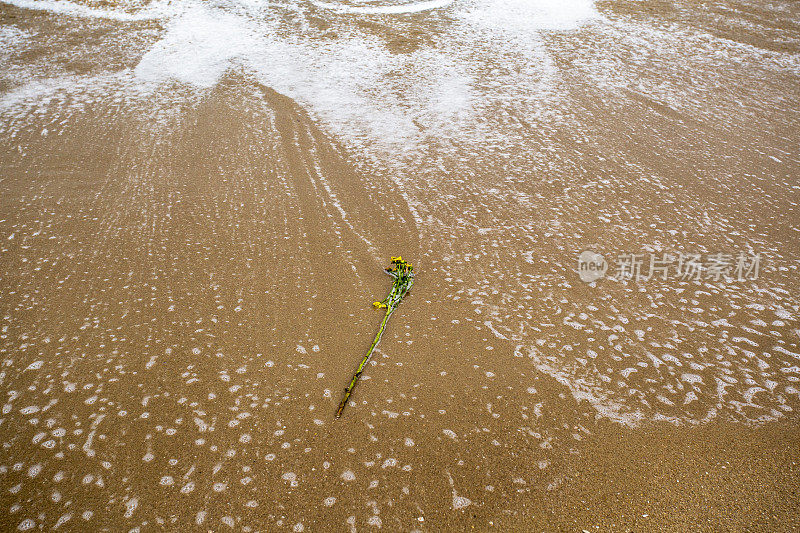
top-left (578, 251), bottom-right (761, 282)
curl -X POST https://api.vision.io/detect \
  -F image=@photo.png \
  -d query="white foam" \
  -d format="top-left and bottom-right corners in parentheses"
top-left (0, 0), bottom-right (174, 21)
top-left (17, 519), bottom-right (35, 531)
top-left (459, 0), bottom-right (599, 33)
top-left (311, 0), bottom-right (453, 15)
top-left (134, 9), bottom-right (257, 89)
top-left (1, 0), bottom-right (603, 168)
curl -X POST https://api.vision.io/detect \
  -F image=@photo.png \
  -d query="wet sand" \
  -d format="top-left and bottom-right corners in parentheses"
top-left (1, 0), bottom-right (799, 530)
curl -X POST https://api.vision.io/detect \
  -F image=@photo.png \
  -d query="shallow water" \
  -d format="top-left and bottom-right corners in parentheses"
top-left (0, 0), bottom-right (799, 530)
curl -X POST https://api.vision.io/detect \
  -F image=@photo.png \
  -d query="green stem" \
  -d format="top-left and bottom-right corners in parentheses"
top-left (336, 257), bottom-right (413, 419)
top-left (335, 306), bottom-right (393, 419)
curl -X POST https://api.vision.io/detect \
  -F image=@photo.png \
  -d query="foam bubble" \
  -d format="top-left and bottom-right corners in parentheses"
top-left (311, 0), bottom-right (453, 15)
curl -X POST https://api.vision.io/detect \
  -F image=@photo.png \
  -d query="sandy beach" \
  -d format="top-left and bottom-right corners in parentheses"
top-left (1, 0), bottom-right (799, 530)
